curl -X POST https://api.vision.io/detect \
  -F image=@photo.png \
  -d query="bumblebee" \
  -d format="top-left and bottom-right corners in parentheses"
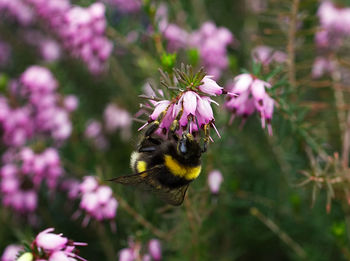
top-left (110, 112), bottom-right (210, 206)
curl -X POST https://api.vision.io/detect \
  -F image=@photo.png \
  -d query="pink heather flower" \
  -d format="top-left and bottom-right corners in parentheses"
top-left (35, 228), bottom-right (68, 251)
top-left (199, 76), bottom-right (223, 96)
top-left (142, 72), bottom-right (222, 138)
top-left (103, 103), bottom-right (132, 140)
top-left (225, 74), bottom-right (275, 135)
top-left (318, 2), bottom-right (350, 35)
top-left (312, 56), bottom-right (336, 79)
top-left (63, 95), bottom-right (79, 112)
top-left (21, 66), bottom-right (58, 94)
top-left (252, 46), bottom-right (287, 66)
top-left (0, 146), bottom-right (63, 214)
top-left (19, 228), bottom-right (88, 261)
top-left (72, 176), bottom-right (118, 227)
top-left (1, 66), bottom-right (75, 144)
top-left (208, 170), bottom-right (223, 194)
top-left (84, 120), bottom-right (109, 150)
top-left (119, 248), bottom-right (136, 261)
top-left (40, 39), bottom-right (61, 62)
top-left (163, 22), bottom-right (233, 79)
top-left (148, 239), bottom-right (162, 261)
top-left (1, 244), bottom-right (23, 261)
top-left (163, 24), bottom-right (189, 51)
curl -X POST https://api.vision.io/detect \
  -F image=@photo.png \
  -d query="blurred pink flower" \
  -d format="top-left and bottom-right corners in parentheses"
top-left (35, 228), bottom-right (68, 251)
top-left (312, 56), bottom-right (336, 79)
top-left (70, 176), bottom-right (118, 227)
top-left (208, 170), bottom-right (223, 194)
top-left (103, 103), bottom-right (132, 140)
top-left (252, 46), bottom-right (287, 66)
top-left (225, 74), bottom-right (275, 135)
top-left (163, 21), bottom-right (234, 79)
top-left (148, 239), bottom-right (162, 261)
top-left (1, 244), bottom-right (23, 261)
top-left (119, 248), bottom-right (136, 261)
top-left (18, 228), bottom-right (88, 261)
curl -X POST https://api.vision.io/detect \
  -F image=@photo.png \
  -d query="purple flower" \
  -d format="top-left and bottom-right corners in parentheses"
top-left (163, 21), bottom-right (234, 79)
top-left (148, 239), bottom-right (162, 261)
top-left (71, 176), bottom-right (118, 227)
top-left (142, 71), bottom-right (222, 138)
top-left (35, 228), bottom-right (68, 251)
top-left (103, 103), bottom-right (132, 140)
top-left (84, 120), bottom-right (109, 150)
top-left (119, 248), bottom-right (136, 261)
top-left (14, 228), bottom-right (89, 261)
top-left (208, 170), bottom-right (223, 194)
top-left (312, 56), bottom-right (336, 79)
top-left (225, 74), bottom-right (275, 135)
top-left (1, 244), bottom-right (23, 261)
top-left (199, 76), bottom-right (223, 96)
top-left (252, 46), bottom-right (287, 66)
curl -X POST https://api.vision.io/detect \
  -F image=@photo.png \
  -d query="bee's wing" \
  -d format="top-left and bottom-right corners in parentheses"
top-left (109, 166), bottom-right (189, 206)
top-left (153, 184), bottom-right (189, 206)
top-left (108, 166), bottom-right (162, 186)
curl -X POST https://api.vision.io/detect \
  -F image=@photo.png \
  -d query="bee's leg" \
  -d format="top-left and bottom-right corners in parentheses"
top-left (168, 107), bottom-right (184, 141)
top-left (145, 107), bottom-right (169, 137)
top-left (201, 123), bottom-right (210, 153)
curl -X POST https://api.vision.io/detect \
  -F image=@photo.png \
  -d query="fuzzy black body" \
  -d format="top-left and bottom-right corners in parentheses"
top-left (112, 132), bottom-right (203, 206)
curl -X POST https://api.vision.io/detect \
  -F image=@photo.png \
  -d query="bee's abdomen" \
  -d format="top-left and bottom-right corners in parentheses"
top-left (130, 152), bottom-right (148, 173)
top-left (163, 154), bottom-right (201, 181)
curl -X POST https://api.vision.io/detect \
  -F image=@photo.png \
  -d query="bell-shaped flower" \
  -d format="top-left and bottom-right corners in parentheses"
top-left (199, 76), bottom-right (223, 96)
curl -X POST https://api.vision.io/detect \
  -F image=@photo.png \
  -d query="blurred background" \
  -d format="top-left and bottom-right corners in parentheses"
top-left (1, 0), bottom-right (350, 260)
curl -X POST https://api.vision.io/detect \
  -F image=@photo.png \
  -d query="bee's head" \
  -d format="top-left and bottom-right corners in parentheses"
top-left (177, 133), bottom-right (202, 160)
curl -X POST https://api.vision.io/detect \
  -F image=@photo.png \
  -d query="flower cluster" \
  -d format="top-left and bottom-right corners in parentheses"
top-left (61, 3), bottom-right (113, 74)
top-left (0, 66), bottom-right (76, 147)
top-left (6, 228), bottom-right (87, 261)
top-left (119, 239), bottom-right (162, 261)
top-left (312, 1), bottom-right (350, 78)
top-left (162, 19), bottom-right (234, 79)
top-left (0, 147), bottom-right (63, 214)
top-left (69, 176), bottom-right (118, 228)
top-left (252, 46), bottom-right (287, 66)
top-left (22, 30), bottom-right (62, 63)
top-left (0, 0), bottom-right (34, 25)
top-left (85, 103), bottom-right (132, 150)
top-left (225, 73), bottom-right (274, 135)
top-left (0, 0), bottom-right (113, 74)
top-left (140, 68), bottom-right (223, 138)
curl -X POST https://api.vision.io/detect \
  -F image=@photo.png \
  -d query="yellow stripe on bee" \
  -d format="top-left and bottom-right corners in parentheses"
top-left (164, 155), bottom-right (201, 180)
top-left (136, 160), bottom-right (147, 174)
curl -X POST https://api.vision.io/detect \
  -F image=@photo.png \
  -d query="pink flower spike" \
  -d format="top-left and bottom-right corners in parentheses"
top-left (199, 76), bottom-right (223, 96)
